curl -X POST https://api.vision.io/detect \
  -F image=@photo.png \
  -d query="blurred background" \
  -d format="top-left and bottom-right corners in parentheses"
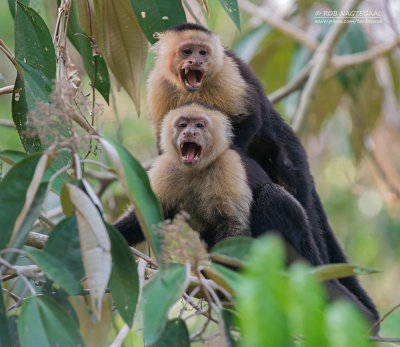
top-left (1, 0), bottom-right (399, 341)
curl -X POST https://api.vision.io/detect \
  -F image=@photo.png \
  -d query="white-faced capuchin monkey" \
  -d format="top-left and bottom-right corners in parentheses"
top-left (145, 23), bottom-right (379, 328)
top-left (114, 102), bottom-right (379, 328)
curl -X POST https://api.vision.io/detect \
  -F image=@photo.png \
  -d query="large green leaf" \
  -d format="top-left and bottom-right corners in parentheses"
top-left (236, 235), bottom-right (291, 347)
top-left (142, 263), bottom-right (188, 345)
top-left (218, 0), bottom-right (240, 31)
top-left (0, 154), bottom-right (42, 250)
top-left (99, 138), bottom-right (163, 260)
top-left (325, 301), bottom-right (371, 347)
top-left (14, 2), bottom-right (55, 79)
top-left (203, 263), bottom-right (242, 295)
top-left (0, 282), bottom-right (12, 347)
top-left (150, 318), bottom-right (190, 347)
top-left (106, 223), bottom-right (139, 327)
top-left (27, 249), bottom-right (83, 296)
top-left (68, 0), bottom-right (110, 103)
top-left (210, 236), bottom-right (253, 267)
top-left (18, 296), bottom-right (85, 347)
top-left (13, 1), bottom-right (55, 152)
top-left (288, 263), bottom-right (327, 347)
top-left (44, 216), bottom-right (85, 282)
top-left (129, 0), bottom-right (186, 44)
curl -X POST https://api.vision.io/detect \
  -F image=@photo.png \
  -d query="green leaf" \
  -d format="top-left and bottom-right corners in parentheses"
top-left (18, 296), bottom-right (85, 347)
top-left (27, 249), bottom-right (83, 296)
top-left (106, 223), bottom-right (139, 327)
top-left (150, 318), bottom-right (190, 347)
top-left (0, 149), bottom-right (27, 165)
top-left (68, 0), bottom-right (110, 103)
top-left (8, 0), bottom-right (29, 19)
top-left (210, 236), bottom-right (253, 267)
top-left (218, 0), bottom-right (240, 31)
top-left (325, 301), bottom-right (371, 347)
top-left (236, 235), bottom-right (291, 347)
top-left (0, 153), bottom-right (42, 250)
top-left (0, 282), bottom-right (12, 347)
top-left (129, 0), bottom-right (186, 44)
top-left (312, 263), bottom-right (381, 282)
top-left (288, 263), bottom-right (327, 347)
top-left (142, 263), bottom-right (188, 345)
top-left (13, 1), bottom-right (55, 152)
top-left (14, 2), bottom-right (55, 79)
top-left (94, 0), bottom-right (148, 113)
top-left (220, 309), bottom-right (237, 346)
top-left (99, 138), bottom-right (163, 260)
top-left (44, 216), bottom-right (85, 282)
top-left (234, 25), bottom-right (271, 63)
top-left (203, 263), bottom-right (242, 295)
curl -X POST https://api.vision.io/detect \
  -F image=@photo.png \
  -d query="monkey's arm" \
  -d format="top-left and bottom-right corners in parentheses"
top-left (113, 209), bottom-right (145, 245)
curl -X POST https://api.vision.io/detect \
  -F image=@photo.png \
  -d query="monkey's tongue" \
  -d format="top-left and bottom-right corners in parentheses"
top-left (186, 143), bottom-right (198, 163)
top-left (187, 71), bottom-right (198, 88)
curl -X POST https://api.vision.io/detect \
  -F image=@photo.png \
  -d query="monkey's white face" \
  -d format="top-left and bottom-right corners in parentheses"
top-left (172, 115), bottom-right (211, 166)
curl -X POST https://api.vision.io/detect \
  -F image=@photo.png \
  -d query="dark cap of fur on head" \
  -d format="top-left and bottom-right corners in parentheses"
top-left (167, 23), bottom-right (211, 34)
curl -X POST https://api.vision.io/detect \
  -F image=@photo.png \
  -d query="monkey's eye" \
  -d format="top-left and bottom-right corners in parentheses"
top-left (182, 48), bottom-right (192, 56)
top-left (178, 122), bottom-right (187, 128)
top-left (199, 49), bottom-right (208, 56)
top-left (196, 123), bottom-right (204, 128)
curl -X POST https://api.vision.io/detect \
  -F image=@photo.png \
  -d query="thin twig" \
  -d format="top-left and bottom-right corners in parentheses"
top-left (269, 62), bottom-right (312, 103)
top-left (238, 0), bottom-right (318, 51)
top-left (368, 303), bottom-right (400, 335)
top-left (25, 232), bottom-right (48, 249)
top-left (0, 258), bottom-right (36, 295)
top-left (182, 0), bottom-right (201, 24)
top-left (0, 85), bottom-right (14, 95)
top-left (0, 119), bottom-right (15, 128)
top-left (131, 247), bottom-right (158, 268)
top-left (292, 0), bottom-right (363, 132)
top-left (369, 336), bottom-right (400, 343)
top-left (110, 324), bottom-right (130, 347)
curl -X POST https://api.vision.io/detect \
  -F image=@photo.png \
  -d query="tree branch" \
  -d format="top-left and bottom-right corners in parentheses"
top-left (0, 119), bottom-right (15, 128)
top-left (292, 0), bottom-right (363, 132)
top-left (238, 0), bottom-right (319, 51)
top-left (0, 85), bottom-right (14, 95)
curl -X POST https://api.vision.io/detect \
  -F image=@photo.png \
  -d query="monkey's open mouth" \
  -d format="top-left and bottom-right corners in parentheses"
top-left (180, 142), bottom-right (202, 165)
top-left (180, 68), bottom-right (204, 91)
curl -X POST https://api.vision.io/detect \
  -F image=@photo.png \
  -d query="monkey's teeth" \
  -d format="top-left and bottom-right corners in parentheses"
top-left (185, 68), bottom-right (189, 75)
top-left (195, 82), bottom-right (201, 87)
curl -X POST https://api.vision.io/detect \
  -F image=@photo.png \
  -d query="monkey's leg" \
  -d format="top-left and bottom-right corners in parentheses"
top-left (250, 183), bottom-right (324, 266)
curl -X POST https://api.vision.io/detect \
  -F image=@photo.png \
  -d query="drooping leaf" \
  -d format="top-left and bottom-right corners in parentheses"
top-left (312, 263), bottom-right (381, 282)
top-left (106, 223), bottom-right (139, 327)
top-left (0, 282), bottom-right (12, 347)
top-left (129, 0), bottom-right (186, 44)
top-left (99, 138), bottom-right (163, 260)
top-left (66, 183), bottom-right (111, 320)
top-left (68, 0), bottom-right (110, 103)
top-left (8, 154), bottom-right (50, 247)
top-left (8, 0), bottom-right (29, 19)
top-left (236, 235), bottom-right (291, 347)
top-left (218, 0), bottom-right (240, 31)
top-left (142, 263), bottom-right (188, 345)
top-left (13, 1), bottom-right (55, 152)
top-left (210, 236), bottom-right (253, 267)
top-left (150, 318), bottom-right (190, 347)
top-left (18, 296), bottom-right (85, 347)
top-left (94, 0), bottom-right (148, 113)
top-left (26, 249), bottom-right (83, 296)
top-left (44, 216), bottom-right (85, 282)
top-left (0, 154), bottom-right (42, 250)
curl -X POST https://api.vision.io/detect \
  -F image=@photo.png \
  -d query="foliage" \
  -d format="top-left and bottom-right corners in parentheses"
top-left (0, 0), bottom-right (399, 345)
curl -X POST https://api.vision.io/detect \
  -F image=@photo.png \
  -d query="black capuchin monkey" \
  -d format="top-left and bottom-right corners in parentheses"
top-left (114, 102), bottom-right (379, 327)
top-left (146, 23), bottom-right (379, 327)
